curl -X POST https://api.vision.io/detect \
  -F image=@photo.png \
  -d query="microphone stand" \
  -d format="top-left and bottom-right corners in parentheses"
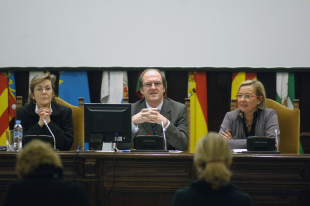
top-left (161, 120), bottom-right (167, 151)
top-left (43, 119), bottom-right (58, 151)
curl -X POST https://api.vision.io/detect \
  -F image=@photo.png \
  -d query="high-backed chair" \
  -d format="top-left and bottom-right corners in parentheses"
top-left (231, 98), bottom-right (300, 154)
top-left (56, 97), bottom-right (84, 151)
top-left (265, 98), bottom-right (300, 154)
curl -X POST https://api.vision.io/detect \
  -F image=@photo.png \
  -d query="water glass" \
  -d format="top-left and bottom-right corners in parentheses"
top-left (6, 130), bottom-right (14, 152)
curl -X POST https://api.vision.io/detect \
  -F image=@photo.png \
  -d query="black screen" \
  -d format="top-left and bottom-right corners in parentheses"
top-left (84, 103), bottom-right (131, 144)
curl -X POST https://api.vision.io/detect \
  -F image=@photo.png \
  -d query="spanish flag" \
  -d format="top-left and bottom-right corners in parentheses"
top-left (231, 72), bottom-right (257, 107)
top-left (188, 72), bottom-right (208, 152)
top-left (0, 72), bottom-right (16, 146)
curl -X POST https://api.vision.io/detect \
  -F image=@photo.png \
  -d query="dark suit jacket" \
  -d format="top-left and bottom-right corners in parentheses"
top-left (16, 102), bottom-right (74, 151)
top-left (2, 165), bottom-right (91, 206)
top-left (171, 180), bottom-right (253, 206)
top-left (118, 97), bottom-right (188, 151)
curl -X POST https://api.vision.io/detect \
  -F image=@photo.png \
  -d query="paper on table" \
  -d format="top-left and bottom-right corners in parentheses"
top-left (232, 149), bottom-right (247, 153)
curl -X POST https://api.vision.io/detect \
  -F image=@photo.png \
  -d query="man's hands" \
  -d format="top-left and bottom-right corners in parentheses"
top-left (132, 108), bottom-right (168, 127)
top-left (38, 107), bottom-right (51, 127)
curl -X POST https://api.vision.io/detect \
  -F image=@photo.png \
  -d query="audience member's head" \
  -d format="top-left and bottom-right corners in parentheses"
top-left (194, 132), bottom-right (232, 190)
top-left (29, 71), bottom-right (57, 104)
top-left (16, 139), bottom-right (63, 178)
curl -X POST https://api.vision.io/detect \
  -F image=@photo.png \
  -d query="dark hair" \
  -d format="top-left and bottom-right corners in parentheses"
top-left (138, 69), bottom-right (167, 96)
top-left (29, 71), bottom-right (56, 104)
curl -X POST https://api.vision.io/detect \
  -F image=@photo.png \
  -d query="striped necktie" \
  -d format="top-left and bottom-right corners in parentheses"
top-left (152, 123), bottom-right (157, 135)
top-left (152, 109), bottom-right (160, 135)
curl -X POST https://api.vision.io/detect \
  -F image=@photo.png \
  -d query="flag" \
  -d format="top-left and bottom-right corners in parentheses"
top-left (135, 71), bottom-right (143, 99)
top-left (0, 72), bottom-right (9, 146)
top-left (29, 71), bottom-right (44, 93)
top-left (101, 71), bottom-right (128, 103)
top-left (59, 71), bottom-right (90, 106)
top-left (136, 70), bottom-right (166, 99)
top-left (276, 72), bottom-right (303, 154)
top-left (188, 72), bottom-right (208, 153)
top-left (231, 72), bottom-right (257, 107)
top-left (7, 72), bottom-right (16, 121)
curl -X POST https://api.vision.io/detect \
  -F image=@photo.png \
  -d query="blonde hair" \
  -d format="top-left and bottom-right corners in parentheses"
top-left (29, 71), bottom-right (57, 104)
top-left (237, 79), bottom-right (267, 110)
top-left (194, 132), bottom-right (232, 190)
top-left (16, 140), bottom-right (63, 178)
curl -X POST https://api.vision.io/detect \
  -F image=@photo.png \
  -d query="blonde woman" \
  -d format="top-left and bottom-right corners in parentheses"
top-left (219, 80), bottom-right (279, 149)
top-left (2, 140), bottom-right (90, 206)
top-left (171, 132), bottom-right (253, 206)
top-left (16, 72), bottom-right (74, 150)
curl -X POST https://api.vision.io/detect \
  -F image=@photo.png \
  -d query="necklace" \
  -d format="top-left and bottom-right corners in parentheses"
top-left (246, 124), bottom-right (252, 127)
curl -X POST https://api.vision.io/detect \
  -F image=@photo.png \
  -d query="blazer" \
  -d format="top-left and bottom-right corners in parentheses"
top-left (171, 180), bottom-right (253, 206)
top-left (16, 102), bottom-right (74, 151)
top-left (117, 97), bottom-right (188, 151)
top-left (219, 108), bottom-right (280, 149)
top-left (2, 165), bottom-right (91, 206)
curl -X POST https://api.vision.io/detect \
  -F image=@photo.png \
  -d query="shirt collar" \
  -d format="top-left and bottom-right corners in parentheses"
top-left (238, 109), bottom-right (260, 119)
top-left (35, 103), bottom-right (53, 115)
top-left (145, 100), bottom-right (163, 112)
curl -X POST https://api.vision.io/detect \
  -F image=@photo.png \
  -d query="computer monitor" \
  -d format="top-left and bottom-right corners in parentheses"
top-left (84, 103), bottom-right (131, 144)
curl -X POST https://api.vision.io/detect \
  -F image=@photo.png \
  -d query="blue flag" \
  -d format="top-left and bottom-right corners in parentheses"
top-left (59, 71), bottom-right (90, 106)
top-left (7, 72), bottom-right (16, 121)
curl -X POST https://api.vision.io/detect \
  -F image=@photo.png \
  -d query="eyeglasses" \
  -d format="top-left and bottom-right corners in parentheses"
top-left (142, 82), bottom-right (163, 88)
top-left (34, 87), bottom-right (52, 93)
top-left (235, 94), bottom-right (262, 100)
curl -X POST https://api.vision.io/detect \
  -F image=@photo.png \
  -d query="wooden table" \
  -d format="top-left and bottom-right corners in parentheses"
top-left (0, 152), bottom-right (309, 206)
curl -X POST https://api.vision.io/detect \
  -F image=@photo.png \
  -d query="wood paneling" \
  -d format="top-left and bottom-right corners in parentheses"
top-left (0, 152), bottom-right (310, 206)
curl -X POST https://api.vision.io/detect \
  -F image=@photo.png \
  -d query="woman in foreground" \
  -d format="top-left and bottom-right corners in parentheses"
top-left (171, 132), bottom-right (253, 206)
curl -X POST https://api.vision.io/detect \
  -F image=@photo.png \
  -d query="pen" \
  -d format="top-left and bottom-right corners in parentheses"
top-left (118, 150), bottom-right (130, 152)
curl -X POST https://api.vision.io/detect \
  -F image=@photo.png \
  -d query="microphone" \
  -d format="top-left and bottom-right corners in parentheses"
top-left (43, 119), bottom-right (57, 150)
top-left (161, 120), bottom-right (167, 151)
top-left (275, 129), bottom-right (279, 152)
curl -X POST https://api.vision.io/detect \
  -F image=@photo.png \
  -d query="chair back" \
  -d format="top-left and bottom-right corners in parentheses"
top-left (56, 97), bottom-right (84, 151)
top-left (266, 98), bottom-right (300, 154)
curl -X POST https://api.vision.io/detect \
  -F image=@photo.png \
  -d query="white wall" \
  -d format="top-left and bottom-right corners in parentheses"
top-left (1, 0), bottom-right (310, 67)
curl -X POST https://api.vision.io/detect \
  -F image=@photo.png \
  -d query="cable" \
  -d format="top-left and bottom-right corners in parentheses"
top-left (89, 148), bottom-right (117, 203)
top-left (71, 149), bottom-right (80, 180)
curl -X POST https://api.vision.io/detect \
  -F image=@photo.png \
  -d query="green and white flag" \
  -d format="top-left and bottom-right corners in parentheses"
top-left (276, 72), bottom-right (303, 154)
top-left (276, 72), bottom-right (295, 109)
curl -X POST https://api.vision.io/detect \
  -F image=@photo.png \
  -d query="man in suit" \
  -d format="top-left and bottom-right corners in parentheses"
top-left (118, 69), bottom-right (188, 151)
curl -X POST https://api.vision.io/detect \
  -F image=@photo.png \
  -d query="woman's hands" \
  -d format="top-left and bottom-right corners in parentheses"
top-left (38, 107), bottom-right (51, 127)
top-left (221, 129), bottom-right (233, 140)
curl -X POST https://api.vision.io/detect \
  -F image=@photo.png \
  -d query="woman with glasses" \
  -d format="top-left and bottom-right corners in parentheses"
top-left (219, 80), bottom-right (279, 148)
top-left (16, 72), bottom-right (74, 151)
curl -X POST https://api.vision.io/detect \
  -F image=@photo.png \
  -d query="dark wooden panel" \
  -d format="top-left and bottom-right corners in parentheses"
top-left (1, 152), bottom-right (310, 206)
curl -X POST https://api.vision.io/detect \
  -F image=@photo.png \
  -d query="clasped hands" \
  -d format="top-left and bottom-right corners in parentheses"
top-left (38, 107), bottom-right (51, 127)
top-left (132, 108), bottom-right (168, 127)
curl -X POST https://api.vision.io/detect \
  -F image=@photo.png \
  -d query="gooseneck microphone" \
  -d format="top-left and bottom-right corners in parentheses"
top-left (43, 119), bottom-right (57, 150)
top-left (161, 120), bottom-right (167, 150)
